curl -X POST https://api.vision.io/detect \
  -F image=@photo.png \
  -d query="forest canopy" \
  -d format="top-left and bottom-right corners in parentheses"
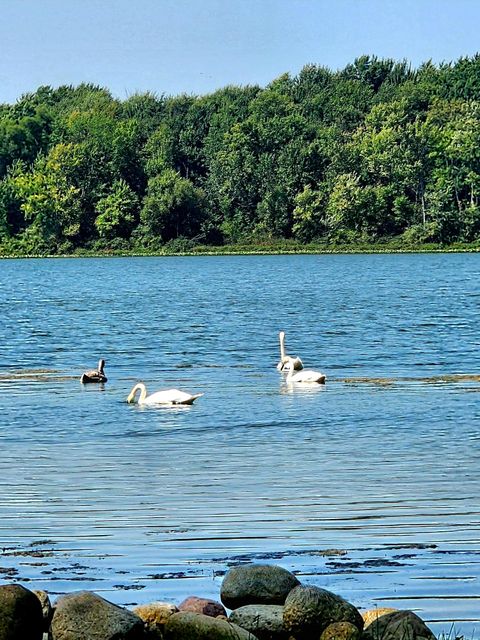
top-left (1, 54), bottom-right (480, 254)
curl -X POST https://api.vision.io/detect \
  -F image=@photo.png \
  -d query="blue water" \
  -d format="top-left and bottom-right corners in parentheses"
top-left (0, 254), bottom-right (479, 636)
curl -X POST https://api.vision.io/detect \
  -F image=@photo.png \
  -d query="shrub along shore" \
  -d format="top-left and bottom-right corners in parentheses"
top-left (0, 563), bottom-right (440, 640)
top-left (1, 238), bottom-right (480, 259)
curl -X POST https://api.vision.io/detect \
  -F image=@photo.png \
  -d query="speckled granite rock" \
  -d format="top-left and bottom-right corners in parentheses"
top-left (362, 607), bottom-right (398, 628)
top-left (229, 604), bottom-right (288, 640)
top-left (164, 611), bottom-right (258, 640)
top-left (132, 601), bottom-right (178, 636)
top-left (320, 620), bottom-right (361, 640)
top-left (220, 564), bottom-right (300, 610)
top-left (362, 610), bottom-right (436, 640)
top-left (0, 583), bottom-right (43, 640)
top-left (51, 591), bottom-right (144, 640)
top-left (283, 585), bottom-right (363, 639)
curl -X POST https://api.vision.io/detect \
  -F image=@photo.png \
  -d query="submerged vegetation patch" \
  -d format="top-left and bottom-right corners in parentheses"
top-left (341, 374), bottom-right (480, 386)
top-left (0, 369), bottom-right (76, 382)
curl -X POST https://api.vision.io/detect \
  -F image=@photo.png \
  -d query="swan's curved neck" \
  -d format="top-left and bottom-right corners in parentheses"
top-left (98, 359), bottom-right (105, 374)
top-left (279, 332), bottom-right (286, 360)
top-left (129, 383), bottom-right (147, 403)
top-left (137, 383), bottom-right (147, 403)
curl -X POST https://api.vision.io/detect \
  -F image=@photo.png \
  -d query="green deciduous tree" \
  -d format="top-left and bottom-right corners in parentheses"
top-left (292, 185), bottom-right (328, 242)
top-left (140, 169), bottom-right (205, 242)
top-left (11, 154), bottom-right (82, 251)
top-left (1, 55), bottom-right (480, 253)
top-left (95, 179), bottom-right (139, 240)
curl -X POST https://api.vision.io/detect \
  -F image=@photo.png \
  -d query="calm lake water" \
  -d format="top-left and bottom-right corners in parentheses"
top-left (0, 253), bottom-right (479, 635)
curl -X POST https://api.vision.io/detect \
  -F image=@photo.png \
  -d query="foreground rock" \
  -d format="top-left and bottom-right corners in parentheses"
top-left (50, 591), bottom-right (144, 640)
top-left (363, 610), bottom-right (436, 640)
top-left (220, 564), bottom-right (300, 609)
top-left (32, 590), bottom-right (52, 633)
top-left (132, 601), bottom-right (178, 637)
top-left (283, 585), bottom-right (363, 639)
top-left (164, 611), bottom-right (258, 640)
top-left (229, 604), bottom-right (287, 640)
top-left (0, 584), bottom-right (43, 640)
top-left (178, 596), bottom-right (226, 618)
top-left (362, 607), bottom-right (398, 627)
top-left (320, 621), bottom-right (361, 640)
top-left (0, 564), bottom-right (438, 640)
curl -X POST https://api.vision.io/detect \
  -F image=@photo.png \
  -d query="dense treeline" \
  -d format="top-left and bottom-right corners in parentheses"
top-left (2, 54), bottom-right (480, 254)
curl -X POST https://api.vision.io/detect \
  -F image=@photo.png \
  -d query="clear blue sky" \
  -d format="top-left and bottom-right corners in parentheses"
top-left (1, 0), bottom-right (480, 104)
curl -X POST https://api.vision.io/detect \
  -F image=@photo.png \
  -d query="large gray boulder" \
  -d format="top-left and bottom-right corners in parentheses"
top-left (163, 611), bottom-right (258, 640)
top-left (50, 591), bottom-right (144, 640)
top-left (363, 610), bottom-right (436, 640)
top-left (229, 604), bottom-right (288, 640)
top-left (0, 584), bottom-right (43, 640)
top-left (283, 585), bottom-right (363, 639)
top-left (220, 564), bottom-right (300, 610)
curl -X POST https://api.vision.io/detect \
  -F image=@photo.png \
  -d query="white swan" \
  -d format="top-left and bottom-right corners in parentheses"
top-left (277, 331), bottom-right (303, 371)
top-left (127, 382), bottom-right (203, 406)
top-left (80, 359), bottom-right (107, 384)
top-left (285, 359), bottom-right (326, 384)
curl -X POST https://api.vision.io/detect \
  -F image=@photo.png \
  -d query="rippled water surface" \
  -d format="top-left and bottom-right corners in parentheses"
top-left (0, 254), bottom-right (479, 634)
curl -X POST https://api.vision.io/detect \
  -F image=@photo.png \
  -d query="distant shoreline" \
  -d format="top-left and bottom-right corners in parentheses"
top-left (1, 241), bottom-right (480, 259)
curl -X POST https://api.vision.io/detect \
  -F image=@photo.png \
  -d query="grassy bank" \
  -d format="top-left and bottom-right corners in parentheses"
top-left (1, 238), bottom-right (480, 259)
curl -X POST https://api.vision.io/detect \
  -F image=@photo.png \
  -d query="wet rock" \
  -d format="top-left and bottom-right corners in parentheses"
top-left (320, 621), bottom-right (361, 640)
top-left (132, 601), bottom-right (178, 636)
top-left (178, 596), bottom-right (226, 618)
top-left (283, 585), bottom-right (363, 640)
top-left (362, 610), bottom-right (436, 640)
top-left (220, 564), bottom-right (300, 610)
top-left (229, 604), bottom-right (288, 640)
top-left (0, 583), bottom-right (43, 640)
top-left (163, 611), bottom-right (258, 640)
top-left (362, 607), bottom-right (397, 628)
top-left (50, 591), bottom-right (144, 640)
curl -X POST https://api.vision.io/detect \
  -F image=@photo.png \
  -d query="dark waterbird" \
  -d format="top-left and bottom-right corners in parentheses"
top-left (80, 359), bottom-right (107, 384)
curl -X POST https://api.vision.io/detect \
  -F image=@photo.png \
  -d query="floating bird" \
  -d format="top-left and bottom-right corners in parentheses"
top-left (80, 359), bottom-right (107, 384)
top-left (284, 359), bottom-right (326, 384)
top-left (277, 331), bottom-right (303, 371)
top-left (127, 382), bottom-right (203, 406)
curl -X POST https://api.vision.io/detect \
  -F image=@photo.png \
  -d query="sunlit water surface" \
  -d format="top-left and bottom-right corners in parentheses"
top-left (0, 254), bottom-right (479, 635)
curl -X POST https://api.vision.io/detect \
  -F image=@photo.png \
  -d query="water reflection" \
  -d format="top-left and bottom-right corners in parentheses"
top-left (281, 380), bottom-right (328, 394)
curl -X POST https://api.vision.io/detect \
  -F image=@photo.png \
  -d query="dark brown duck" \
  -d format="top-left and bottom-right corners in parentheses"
top-left (80, 359), bottom-right (107, 384)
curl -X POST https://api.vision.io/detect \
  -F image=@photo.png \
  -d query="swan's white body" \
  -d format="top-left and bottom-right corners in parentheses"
top-left (127, 382), bottom-right (203, 406)
top-left (81, 359), bottom-right (107, 383)
top-left (277, 331), bottom-right (303, 371)
top-left (285, 360), bottom-right (326, 384)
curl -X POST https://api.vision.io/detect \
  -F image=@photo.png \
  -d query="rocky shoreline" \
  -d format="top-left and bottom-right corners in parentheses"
top-left (0, 563), bottom-right (437, 640)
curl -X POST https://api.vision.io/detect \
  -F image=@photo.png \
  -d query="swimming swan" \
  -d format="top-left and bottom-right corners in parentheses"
top-left (285, 359), bottom-right (326, 384)
top-left (80, 359), bottom-right (107, 384)
top-left (127, 382), bottom-right (203, 406)
top-left (277, 331), bottom-right (303, 371)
